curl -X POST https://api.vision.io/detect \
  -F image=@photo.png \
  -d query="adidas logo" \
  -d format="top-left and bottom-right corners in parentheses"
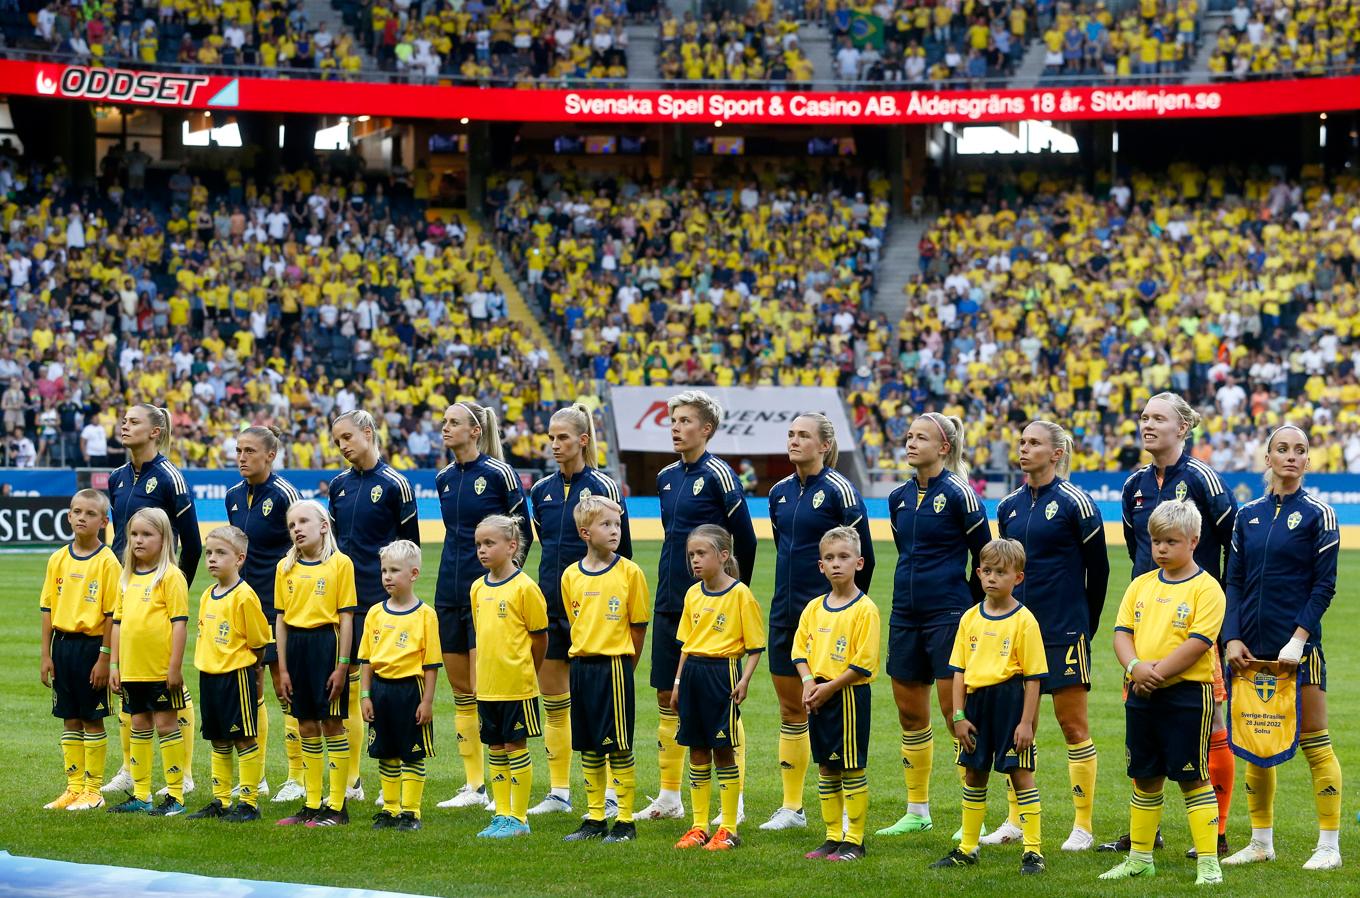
top-left (442, 485), bottom-right (448, 493)
top-left (338, 490), bottom-right (346, 497)
top-left (1320, 785), bottom-right (1339, 796)
top-left (412, 744), bottom-right (421, 752)
top-left (663, 484), bottom-right (672, 491)
top-left (493, 774), bottom-right (506, 782)
top-left (1008, 510), bottom-right (1016, 518)
top-left (95, 703), bottom-right (105, 711)
top-left (514, 722), bottom-right (524, 730)
top-left (898, 501), bottom-right (906, 509)
top-left (1183, 763), bottom-right (1196, 772)
top-left (828, 753), bottom-right (840, 761)
top-left (602, 737), bottom-right (613, 745)
top-left (715, 730), bottom-right (726, 739)
top-left (779, 496), bottom-right (787, 504)
top-left (457, 733), bottom-right (465, 742)
top-left (1019, 814), bottom-right (1030, 824)
top-left (230, 724), bottom-right (240, 733)
top-left (1249, 517), bottom-right (1260, 524)
top-left (780, 761), bottom-right (794, 770)
top-left (1072, 785), bottom-right (1085, 796)
top-left (902, 759), bottom-right (913, 768)
top-left (1065, 667), bottom-right (1076, 676)
top-left (168, 766), bottom-right (181, 775)
top-left (1006, 749), bottom-right (1017, 756)
top-left (231, 504), bottom-right (239, 511)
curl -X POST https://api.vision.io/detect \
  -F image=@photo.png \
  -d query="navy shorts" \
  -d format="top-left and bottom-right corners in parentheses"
top-left (1126, 679), bottom-right (1214, 782)
top-left (437, 604), bottom-right (475, 655)
top-left (285, 625), bottom-right (347, 721)
top-left (350, 610), bottom-right (368, 659)
top-left (478, 697), bottom-right (543, 746)
top-left (199, 668), bottom-right (259, 741)
top-left (808, 681), bottom-right (871, 770)
top-left (1042, 635), bottom-right (1092, 694)
top-left (260, 608), bottom-right (279, 666)
top-left (570, 655), bottom-right (635, 752)
top-left (545, 615), bottom-right (573, 663)
top-left (122, 680), bottom-right (188, 716)
top-left (887, 618), bottom-right (960, 684)
top-left (650, 612), bottom-right (682, 690)
top-left (677, 656), bottom-right (744, 749)
top-left (50, 630), bottom-right (111, 721)
top-left (767, 624), bottom-right (798, 678)
top-left (368, 675), bottom-right (434, 763)
top-left (1299, 643), bottom-right (1327, 691)
top-left (956, 677), bottom-right (1036, 773)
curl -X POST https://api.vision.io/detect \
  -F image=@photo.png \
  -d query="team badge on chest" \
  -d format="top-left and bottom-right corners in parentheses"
top-left (261, 498), bottom-right (274, 517)
top-left (933, 494), bottom-right (946, 514)
top-left (1045, 500), bottom-right (1058, 520)
top-left (145, 476), bottom-right (158, 495)
top-left (692, 478), bottom-right (705, 496)
top-left (812, 490), bottom-right (825, 509)
top-left (1174, 481), bottom-right (1187, 501)
top-left (370, 485), bottom-right (383, 503)
top-left (474, 477), bottom-right (487, 495)
top-left (1287, 511), bottom-right (1302, 530)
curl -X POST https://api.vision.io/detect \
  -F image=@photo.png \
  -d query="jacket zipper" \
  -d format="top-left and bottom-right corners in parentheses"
top-left (1254, 497), bottom-right (1280, 647)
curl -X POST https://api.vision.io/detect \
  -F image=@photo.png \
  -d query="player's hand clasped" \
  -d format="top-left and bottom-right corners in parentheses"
top-left (954, 715), bottom-right (978, 753)
top-left (1128, 659), bottom-right (1164, 698)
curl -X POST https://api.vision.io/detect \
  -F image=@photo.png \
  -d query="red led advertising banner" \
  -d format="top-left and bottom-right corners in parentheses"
top-left (1, 59), bottom-right (1356, 124)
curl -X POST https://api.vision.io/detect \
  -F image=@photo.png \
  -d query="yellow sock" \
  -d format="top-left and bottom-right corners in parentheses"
top-left (1004, 777), bottom-right (1020, 828)
top-left (60, 730), bottom-right (83, 792)
top-left (401, 760), bottom-right (426, 818)
top-left (734, 718), bottom-right (746, 794)
top-left (211, 744), bottom-right (234, 803)
top-left (952, 740), bottom-right (966, 786)
top-left (1130, 786), bottom-right (1164, 853)
top-left (237, 744), bottom-right (262, 807)
top-left (1016, 786), bottom-right (1042, 854)
top-left (717, 763), bottom-right (740, 832)
top-left (254, 698), bottom-right (269, 788)
top-left (346, 671), bottom-right (362, 787)
top-left (609, 750), bottom-right (636, 822)
top-left (778, 720), bottom-right (810, 811)
top-left (159, 728), bottom-right (185, 803)
top-left (1184, 784), bottom-right (1218, 858)
top-left (542, 693), bottom-right (572, 791)
top-left (282, 702), bottom-right (303, 782)
top-left (657, 706), bottom-right (683, 792)
top-left (488, 750), bottom-right (510, 816)
top-left (901, 726), bottom-right (933, 807)
top-left (960, 783), bottom-right (987, 855)
top-left (177, 694), bottom-right (195, 778)
top-left (582, 751), bottom-right (607, 821)
top-left (325, 733), bottom-right (350, 809)
top-left (1067, 739), bottom-right (1097, 832)
top-left (129, 728), bottom-right (154, 801)
top-left (819, 771), bottom-right (844, 842)
top-left (301, 735), bottom-right (324, 810)
top-left (454, 694), bottom-right (483, 790)
top-left (507, 748), bottom-right (533, 823)
top-left (689, 760), bottom-right (712, 830)
top-left (119, 708), bottom-right (132, 769)
top-left (1301, 730), bottom-right (1342, 831)
top-left (83, 730), bottom-right (107, 794)
top-left (1245, 762), bottom-right (1277, 829)
top-left (379, 759), bottom-right (401, 815)
top-left (843, 769), bottom-right (868, 846)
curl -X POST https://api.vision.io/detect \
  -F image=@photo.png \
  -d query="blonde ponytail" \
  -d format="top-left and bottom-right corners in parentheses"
top-left (1148, 391), bottom-right (1202, 441)
top-left (550, 403), bottom-right (600, 468)
top-left (1263, 424), bottom-right (1310, 495)
top-left (134, 404), bottom-right (173, 451)
top-left (1027, 419), bottom-right (1074, 478)
top-left (795, 412), bottom-right (839, 469)
top-left (918, 412), bottom-right (970, 480)
top-left (688, 524), bottom-right (740, 579)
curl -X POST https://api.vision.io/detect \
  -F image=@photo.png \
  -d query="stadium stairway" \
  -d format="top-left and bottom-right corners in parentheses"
top-left (1191, 11), bottom-right (1233, 73)
top-left (875, 215), bottom-right (927, 327)
top-left (625, 25), bottom-right (660, 82)
top-left (804, 29), bottom-right (838, 84)
top-left (444, 210), bottom-right (569, 381)
top-left (301, 0), bottom-right (380, 70)
top-left (1012, 33), bottom-right (1051, 88)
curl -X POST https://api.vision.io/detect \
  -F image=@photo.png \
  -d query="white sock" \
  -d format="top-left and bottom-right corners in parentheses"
top-left (1251, 827), bottom-right (1274, 850)
top-left (908, 802), bottom-right (930, 819)
top-left (1131, 850), bottom-right (1154, 864)
top-left (551, 787), bottom-right (571, 800)
top-left (658, 789), bottom-right (681, 802)
top-left (1319, 830), bottom-right (1340, 851)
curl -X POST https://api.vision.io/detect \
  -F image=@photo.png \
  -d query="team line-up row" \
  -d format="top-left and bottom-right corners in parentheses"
top-left (37, 390), bottom-right (1342, 879)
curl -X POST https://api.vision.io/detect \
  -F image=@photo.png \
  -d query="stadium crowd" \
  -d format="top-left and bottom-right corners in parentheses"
top-left (657, 9), bottom-right (813, 84)
top-left (1207, 0), bottom-right (1360, 80)
top-left (0, 150), bottom-right (597, 471)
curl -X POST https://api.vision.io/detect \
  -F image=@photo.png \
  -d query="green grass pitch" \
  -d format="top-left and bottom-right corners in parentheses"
top-left (1, 543), bottom-right (1354, 896)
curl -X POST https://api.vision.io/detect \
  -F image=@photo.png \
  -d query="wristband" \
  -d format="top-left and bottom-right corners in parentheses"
top-left (109, 662), bottom-right (119, 669)
top-left (361, 690), bottom-right (371, 699)
top-left (1125, 657), bottom-right (1142, 676)
top-left (952, 709), bottom-right (966, 723)
top-left (339, 656), bottom-right (351, 665)
top-left (673, 678), bottom-right (681, 686)
top-left (98, 646), bottom-right (111, 655)
top-left (800, 674), bottom-right (814, 684)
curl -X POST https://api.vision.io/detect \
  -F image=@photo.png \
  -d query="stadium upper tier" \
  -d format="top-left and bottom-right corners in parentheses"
top-left (2, 0), bottom-right (1355, 85)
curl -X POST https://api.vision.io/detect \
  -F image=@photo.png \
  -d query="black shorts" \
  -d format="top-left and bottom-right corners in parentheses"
top-left (478, 697), bottom-right (543, 745)
top-left (50, 630), bottom-right (111, 721)
top-left (1126, 680), bottom-right (1214, 782)
top-left (1042, 635), bottom-right (1092, 694)
top-left (285, 625), bottom-right (347, 721)
top-left (649, 612), bottom-right (682, 690)
top-left (886, 617), bottom-right (960, 684)
top-left (1299, 643), bottom-right (1327, 691)
top-left (677, 656), bottom-right (743, 749)
top-left (199, 668), bottom-right (259, 741)
top-left (122, 680), bottom-right (188, 716)
top-left (260, 608), bottom-right (279, 666)
top-left (545, 615), bottom-right (573, 662)
top-left (956, 677), bottom-right (1036, 773)
top-left (437, 604), bottom-right (475, 655)
top-left (767, 625), bottom-right (798, 678)
top-left (808, 681), bottom-right (871, 770)
top-left (350, 610), bottom-right (367, 659)
top-left (368, 675), bottom-right (434, 763)
top-left (570, 655), bottom-right (635, 753)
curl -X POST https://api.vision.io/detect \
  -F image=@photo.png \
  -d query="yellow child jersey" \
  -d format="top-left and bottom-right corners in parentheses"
top-left (41, 543), bottom-right (121, 636)
top-left (678, 580), bottom-right (767, 658)
top-left (471, 570), bottom-right (548, 700)
top-left (947, 601), bottom-right (1048, 691)
top-left (115, 566), bottom-right (190, 682)
top-left (1114, 567), bottom-right (1224, 687)
top-left (560, 555), bottom-right (650, 657)
top-left (792, 592), bottom-right (881, 683)
top-left (359, 598), bottom-right (442, 680)
top-left (275, 552), bottom-right (358, 629)
top-left (194, 579), bottom-right (272, 674)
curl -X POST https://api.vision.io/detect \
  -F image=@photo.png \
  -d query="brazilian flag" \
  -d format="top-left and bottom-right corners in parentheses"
top-left (849, 12), bottom-right (885, 50)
